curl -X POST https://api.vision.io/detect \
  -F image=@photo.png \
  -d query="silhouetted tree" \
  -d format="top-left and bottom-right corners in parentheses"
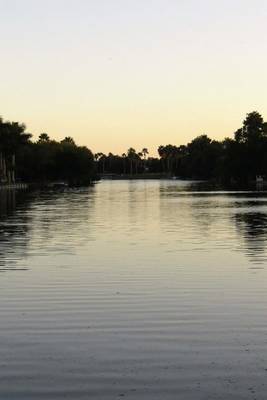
top-left (38, 133), bottom-right (50, 143)
top-left (0, 118), bottom-right (32, 183)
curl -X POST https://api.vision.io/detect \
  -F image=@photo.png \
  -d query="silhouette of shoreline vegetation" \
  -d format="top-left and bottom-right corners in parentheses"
top-left (96, 112), bottom-right (267, 185)
top-left (0, 118), bottom-right (96, 186)
top-left (1, 111), bottom-right (267, 186)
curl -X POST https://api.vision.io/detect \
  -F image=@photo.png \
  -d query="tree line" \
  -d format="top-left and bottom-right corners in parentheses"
top-left (0, 118), bottom-right (95, 185)
top-left (1, 111), bottom-right (267, 186)
top-left (96, 112), bottom-right (267, 184)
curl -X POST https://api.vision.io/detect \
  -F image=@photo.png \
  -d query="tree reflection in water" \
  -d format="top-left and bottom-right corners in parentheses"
top-left (235, 210), bottom-right (267, 263)
top-left (0, 189), bottom-right (31, 271)
top-left (0, 187), bottom-right (97, 272)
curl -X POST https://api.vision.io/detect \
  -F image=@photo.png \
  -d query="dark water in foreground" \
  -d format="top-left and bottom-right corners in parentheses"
top-left (1, 180), bottom-right (267, 399)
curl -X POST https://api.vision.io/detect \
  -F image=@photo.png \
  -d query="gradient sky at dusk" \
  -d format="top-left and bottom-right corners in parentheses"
top-left (1, 0), bottom-right (267, 155)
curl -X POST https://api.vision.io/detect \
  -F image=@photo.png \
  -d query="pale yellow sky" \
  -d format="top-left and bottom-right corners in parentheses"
top-left (1, 0), bottom-right (267, 156)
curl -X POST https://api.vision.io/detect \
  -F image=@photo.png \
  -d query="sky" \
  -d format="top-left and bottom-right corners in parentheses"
top-left (1, 0), bottom-right (267, 156)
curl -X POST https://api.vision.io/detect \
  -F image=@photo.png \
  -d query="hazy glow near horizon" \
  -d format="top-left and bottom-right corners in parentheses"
top-left (1, 0), bottom-right (267, 155)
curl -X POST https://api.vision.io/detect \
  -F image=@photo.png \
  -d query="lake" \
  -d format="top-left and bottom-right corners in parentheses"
top-left (1, 180), bottom-right (267, 399)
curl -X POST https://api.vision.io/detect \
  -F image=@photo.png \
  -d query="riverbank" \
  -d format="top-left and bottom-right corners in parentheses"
top-left (100, 173), bottom-right (172, 180)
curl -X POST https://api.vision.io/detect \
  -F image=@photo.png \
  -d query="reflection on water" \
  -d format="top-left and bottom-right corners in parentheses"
top-left (0, 190), bottom-right (31, 271)
top-left (234, 195), bottom-right (267, 263)
top-left (0, 189), bottom-right (16, 217)
top-left (1, 181), bottom-right (267, 399)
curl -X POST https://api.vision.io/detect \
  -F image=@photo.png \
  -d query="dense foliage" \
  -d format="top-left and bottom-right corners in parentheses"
top-left (96, 112), bottom-right (267, 184)
top-left (0, 118), bottom-right (95, 185)
top-left (1, 112), bottom-right (267, 186)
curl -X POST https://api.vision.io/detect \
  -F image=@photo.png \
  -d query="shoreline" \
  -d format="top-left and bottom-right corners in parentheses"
top-left (0, 183), bottom-right (28, 190)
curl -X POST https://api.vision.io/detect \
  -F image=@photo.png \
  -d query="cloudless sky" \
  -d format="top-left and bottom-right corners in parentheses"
top-left (1, 0), bottom-right (267, 155)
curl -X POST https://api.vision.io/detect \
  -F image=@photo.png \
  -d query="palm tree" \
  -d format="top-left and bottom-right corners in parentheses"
top-left (127, 148), bottom-right (136, 175)
top-left (38, 133), bottom-right (50, 143)
top-left (142, 148), bottom-right (149, 159)
top-left (142, 148), bottom-right (149, 172)
top-left (158, 145), bottom-right (167, 172)
top-left (138, 152), bottom-right (143, 173)
top-left (61, 136), bottom-right (75, 145)
top-left (122, 153), bottom-right (127, 174)
top-left (108, 152), bottom-right (114, 171)
top-left (98, 152), bottom-right (106, 173)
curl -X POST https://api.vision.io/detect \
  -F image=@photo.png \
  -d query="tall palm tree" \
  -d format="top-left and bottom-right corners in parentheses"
top-left (158, 145), bottom-right (167, 172)
top-left (142, 148), bottom-right (149, 159)
top-left (122, 153), bottom-right (127, 174)
top-left (142, 148), bottom-right (149, 172)
top-left (98, 152), bottom-right (106, 173)
top-left (127, 148), bottom-right (136, 175)
top-left (138, 152), bottom-right (143, 173)
top-left (61, 136), bottom-right (75, 145)
top-left (38, 133), bottom-right (50, 143)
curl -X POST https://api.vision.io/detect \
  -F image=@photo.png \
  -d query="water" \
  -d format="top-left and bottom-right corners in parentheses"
top-left (1, 180), bottom-right (267, 399)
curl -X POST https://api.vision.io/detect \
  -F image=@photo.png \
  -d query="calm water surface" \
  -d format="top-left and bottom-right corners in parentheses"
top-left (1, 180), bottom-right (267, 399)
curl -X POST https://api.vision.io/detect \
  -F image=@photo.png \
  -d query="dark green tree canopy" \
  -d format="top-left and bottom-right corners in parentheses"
top-left (2, 111), bottom-right (267, 186)
top-left (0, 116), bottom-right (95, 185)
top-left (235, 111), bottom-right (266, 143)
